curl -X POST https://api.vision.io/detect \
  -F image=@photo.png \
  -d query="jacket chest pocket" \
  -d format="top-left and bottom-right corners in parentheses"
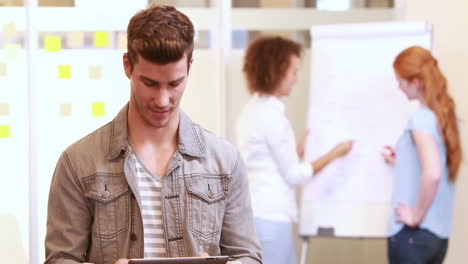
top-left (186, 175), bottom-right (227, 238)
top-left (82, 173), bottom-right (130, 239)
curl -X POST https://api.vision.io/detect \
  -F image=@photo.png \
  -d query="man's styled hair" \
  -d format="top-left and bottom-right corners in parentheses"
top-left (243, 36), bottom-right (303, 94)
top-left (126, 5), bottom-right (195, 71)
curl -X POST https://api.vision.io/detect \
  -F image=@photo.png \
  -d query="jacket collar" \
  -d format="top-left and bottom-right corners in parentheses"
top-left (106, 103), bottom-right (205, 160)
top-left (177, 109), bottom-right (205, 158)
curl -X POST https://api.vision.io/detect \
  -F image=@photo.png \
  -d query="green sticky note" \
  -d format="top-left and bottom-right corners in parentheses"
top-left (58, 65), bottom-right (71, 79)
top-left (0, 104), bottom-right (9, 116)
top-left (0, 63), bottom-right (6, 76)
top-left (94, 31), bottom-right (109, 47)
top-left (60, 103), bottom-right (72, 116)
top-left (5, 44), bottom-right (20, 59)
top-left (92, 102), bottom-right (105, 116)
top-left (67, 31), bottom-right (84, 48)
top-left (0, 125), bottom-right (10, 137)
top-left (117, 32), bottom-right (127, 50)
top-left (3, 22), bottom-right (16, 38)
top-left (89, 65), bottom-right (102, 80)
top-left (45, 35), bottom-right (62, 51)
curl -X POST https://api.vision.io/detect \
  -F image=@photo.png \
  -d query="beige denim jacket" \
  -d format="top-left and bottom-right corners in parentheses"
top-left (45, 104), bottom-right (262, 264)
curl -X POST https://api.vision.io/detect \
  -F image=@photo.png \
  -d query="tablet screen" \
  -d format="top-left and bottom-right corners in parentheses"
top-left (128, 256), bottom-right (229, 264)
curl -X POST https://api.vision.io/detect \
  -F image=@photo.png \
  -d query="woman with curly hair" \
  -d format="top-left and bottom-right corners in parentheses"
top-left (236, 36), bottom-right (353, 264)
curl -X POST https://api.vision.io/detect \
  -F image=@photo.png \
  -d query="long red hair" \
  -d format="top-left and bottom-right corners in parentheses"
top-left (393, 46), bottom-right (462, 181)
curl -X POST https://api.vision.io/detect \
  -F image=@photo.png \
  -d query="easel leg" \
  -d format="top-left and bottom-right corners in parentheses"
top-left (299, 236), bottom-right (309, 264)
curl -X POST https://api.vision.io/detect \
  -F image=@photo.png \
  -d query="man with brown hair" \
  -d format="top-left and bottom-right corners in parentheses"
top-left (44, 5), bottom-right (261, 264)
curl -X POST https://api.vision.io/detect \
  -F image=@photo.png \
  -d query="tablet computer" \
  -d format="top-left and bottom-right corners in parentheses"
top-left (128, 256), bottom-right (229, 264)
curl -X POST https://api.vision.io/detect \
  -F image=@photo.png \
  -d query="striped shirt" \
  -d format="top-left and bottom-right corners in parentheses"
top-left (128, 151), bottom-right (167, 258)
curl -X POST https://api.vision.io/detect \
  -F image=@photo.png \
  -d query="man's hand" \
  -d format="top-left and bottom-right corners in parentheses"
top-left (114, 259), bottom-right (129, 264)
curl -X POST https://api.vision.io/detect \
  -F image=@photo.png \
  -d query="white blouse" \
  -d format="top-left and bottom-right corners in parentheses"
top-left (236, 94), bottom-right (313, 222)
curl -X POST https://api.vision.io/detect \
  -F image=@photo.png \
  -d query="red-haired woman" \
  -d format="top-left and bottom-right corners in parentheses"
top-left (383, 46), bottom-right (462, 264)
top-left (236, 36), bottom-right (353, 264)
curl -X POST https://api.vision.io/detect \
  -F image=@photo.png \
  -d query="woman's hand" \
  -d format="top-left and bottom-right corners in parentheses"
top-left (331, 140), bottom-right (353, 158)
top-left (395, 201), bottom-right (422, 227)
top-left (297, 130), bottom-right (310, 159)
top-left (382, 145), bottom-right (396, 166)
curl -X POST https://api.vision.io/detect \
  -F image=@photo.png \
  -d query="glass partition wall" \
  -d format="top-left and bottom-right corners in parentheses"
top-left (0, 1), bottom-right (398, 263)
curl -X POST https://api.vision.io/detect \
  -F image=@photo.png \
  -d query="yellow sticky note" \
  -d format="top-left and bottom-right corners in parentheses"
top-left (58, 65), bottom-right (71, 79)
top-left (94, 31), bottom-right (109, 47)
top-left (5, 44), bottom-right (20, 59)
top-left (45, 35), bottom-right (62, 51)
top-left (0, 104), bottom-right (9, 116)
top-left (3, 22), bottom-right (16, 38)
top-left (0, 63), bottom-right (6, 76)
top-left (67, 31), bottom-right (84, 48)
top-left (117, 32), bottom-right (127, 50)
top-left (92, 102), bottom-right (105, 116)
top-left (0, 125), bottom-right (10, 138)
top-left (60, 103), bottom-right (72, 116)
top-left (89, 65), bottom-right (102, 80)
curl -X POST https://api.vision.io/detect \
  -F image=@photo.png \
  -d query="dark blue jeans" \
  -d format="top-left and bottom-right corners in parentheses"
top-left (388, 226), bottom-right (448, 264)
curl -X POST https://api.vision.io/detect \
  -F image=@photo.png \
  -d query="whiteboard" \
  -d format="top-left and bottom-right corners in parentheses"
top-left (299, 21), bottom-right (432, 237)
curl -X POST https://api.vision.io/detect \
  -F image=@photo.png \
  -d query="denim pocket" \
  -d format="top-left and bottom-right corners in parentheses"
top-left (186, 174), bottom-right (227, 238)
top-left (389, 226), bottom-right (443, 263)
top-left (412, 228), bottom-right (439, 244)
top-left (82, 173), bottom-right (130, 239)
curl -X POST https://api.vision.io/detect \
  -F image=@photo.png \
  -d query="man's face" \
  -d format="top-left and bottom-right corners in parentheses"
top-left (123, 54), bottom-right (191, 129)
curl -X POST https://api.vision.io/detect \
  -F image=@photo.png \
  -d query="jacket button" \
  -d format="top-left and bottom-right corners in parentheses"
top-left (207, 190), bottom-right (213, 198)
top-left (101, 191), bottom-right (110, 199)
top-left (131, 233), bottom-right (137, 241)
